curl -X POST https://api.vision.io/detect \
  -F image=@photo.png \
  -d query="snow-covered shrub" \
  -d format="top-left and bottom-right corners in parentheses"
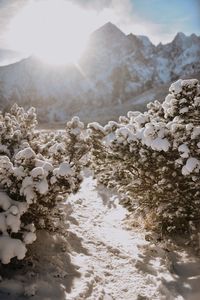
top-left (0, 106), bottom-right (89, 263)
top-left (0, 103), bottom-right (38, 156)
top-left (89, 79), bottom-right (200, 235)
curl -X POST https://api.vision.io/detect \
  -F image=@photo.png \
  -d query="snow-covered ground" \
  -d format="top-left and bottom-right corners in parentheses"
top-left (0, 171), bottom-right (200, 299)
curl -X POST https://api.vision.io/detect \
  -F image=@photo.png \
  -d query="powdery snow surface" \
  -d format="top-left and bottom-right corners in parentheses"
top-left (0, 172), bottom-right (200, 299)
top-left (67, 176), bottom-right (162, 300)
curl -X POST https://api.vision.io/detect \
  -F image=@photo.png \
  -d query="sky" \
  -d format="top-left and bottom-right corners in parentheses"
top-left (0, 0), bottom-right (199, 51)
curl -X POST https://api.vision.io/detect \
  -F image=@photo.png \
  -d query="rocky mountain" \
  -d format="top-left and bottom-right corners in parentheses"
top-left (0, 22), bottom-right (199, 124)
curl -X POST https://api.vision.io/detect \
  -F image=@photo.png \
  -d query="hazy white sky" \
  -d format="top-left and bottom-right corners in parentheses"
top-left (0, 0), bottom-right (199, 51)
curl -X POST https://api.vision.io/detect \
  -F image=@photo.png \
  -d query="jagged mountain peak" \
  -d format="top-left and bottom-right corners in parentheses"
top-left (100, 21), bottom-right (118, 29)
top-left (137, 35), bottom-right (154, 47)
top-left (170, 31), bottom-right (200, 49)
top-left (190, 33), bottom-right (198, 39)
top-left (90, 22), bottom-right (128, 46)
top-left (94, 22), bottom-right (125, 35)
top-left (127, 33), bottom-right (154, 47)
top-left (157, 42), bottom-right (163, 48)
top-left (174, 32), bottom-right (186, 40)
top-left (172, 32), bottom-right (187, 46)
top-left (127, 33), bottom-right (136, 38)
top-left (127, 33), bottom-right (139, 43)
top-left (127, 33), bottom-right (141, 47)
top-left (127, 33), bottom-right (155, 58)
top-left (189, 33), bottom-right (200, 43)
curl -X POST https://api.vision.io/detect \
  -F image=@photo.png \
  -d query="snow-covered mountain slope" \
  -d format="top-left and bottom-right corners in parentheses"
top-left (0, 56), bottom-right (89, 99)
top-left (0, 22), bottom-right (199, 123)
top-left (155, 32), bottom-right (200, 82)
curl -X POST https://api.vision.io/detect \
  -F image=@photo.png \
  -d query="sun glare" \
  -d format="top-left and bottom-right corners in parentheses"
top-left (6, 0), bottom-right (95, 65)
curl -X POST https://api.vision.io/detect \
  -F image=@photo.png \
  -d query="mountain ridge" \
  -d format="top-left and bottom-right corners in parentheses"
top-left (0, 23), bottom-right (199, 123)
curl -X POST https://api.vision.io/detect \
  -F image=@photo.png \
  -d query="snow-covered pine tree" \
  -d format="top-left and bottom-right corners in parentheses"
top-left (89, 79), bottom-right (200, 236)
top-left (0, 105), bottom-right (89, 264)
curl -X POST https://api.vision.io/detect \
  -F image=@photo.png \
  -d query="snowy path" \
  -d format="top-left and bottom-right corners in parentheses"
top-left (0, 173), bottom-right (200, 299)
top-left (67, 173), bottom-right (179, 300)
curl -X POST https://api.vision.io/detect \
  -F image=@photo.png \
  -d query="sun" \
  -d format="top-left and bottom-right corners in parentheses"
top-left (6, 0), bottom-right (95, 65)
